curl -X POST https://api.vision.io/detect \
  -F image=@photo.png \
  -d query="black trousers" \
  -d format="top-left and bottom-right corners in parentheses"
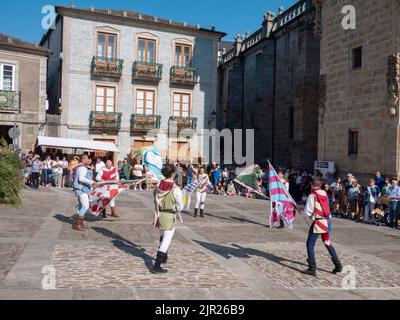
top-left (32, 172), bottom-right (40, 189)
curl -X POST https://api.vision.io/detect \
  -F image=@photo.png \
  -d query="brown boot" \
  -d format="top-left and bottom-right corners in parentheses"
top-left (111, 207), bottom-right (119, 218)
top-left (73, 217), bottom-right (85, 232)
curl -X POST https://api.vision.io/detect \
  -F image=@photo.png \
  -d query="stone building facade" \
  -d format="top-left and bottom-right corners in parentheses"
top-left (217, 0), bottom-right (320, 168)
top-left (0, 34), bottom-right (49, 151)
top-left (317, 0), bottom-right (400, 178)
top-left (40, 6), bottom-right (225, 162)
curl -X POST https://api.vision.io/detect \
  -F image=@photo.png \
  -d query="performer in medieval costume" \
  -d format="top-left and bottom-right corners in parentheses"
top-left (302, 178), bottom-right (343, 276)
top-left (277, 170), bottom-right (290, 229)
top-left (73, 154), bottom-right (97, 231)
top-left (194, 167), bottom-right (212, 218)
top-left (152, 165), bottom-right (184, 274)
top-left (96, 160), bottom-right (120, 218)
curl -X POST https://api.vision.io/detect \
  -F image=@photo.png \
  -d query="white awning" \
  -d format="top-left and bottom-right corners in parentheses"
top-left (37, 136), bottom-right (119, 153)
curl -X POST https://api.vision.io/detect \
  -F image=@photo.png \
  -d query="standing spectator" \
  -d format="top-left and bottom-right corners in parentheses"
top-left (42, 155), bottom-right (53, 187)
top-left (381, 177), bottom-right (391, 224)
top-left (68, 156), bottom-right (80, 187)
top-left (31, 155), bottom-right (41, 190)
top-left (117, 160), bottom-right (123, 178)
top-left (53, 156), bottom-right (63, 189)
top-left (374, 171), bottom-right (385, 192)
top-left (95, 158), bottom-right (106, 176)
top-left (133, 161), bottom-right (144, 191)
top-left (61, 156), bottom-right (69, 188)
top-left (121, 160), bottom-right (131, 180)
top-left (387, 178), bottom-right (400, 229)
top-left (348, 181), bottom-right (360, 219)
top-left (212, 165), bottom-right (222, 194)
top-left (364, 179), bottom-right (381, 224)
top-left (175, 163), bottom-right (184, 188)
top-left (186, 163), bottom-right (194, 185)
top-left (344, 174), bottom-right (355, 192)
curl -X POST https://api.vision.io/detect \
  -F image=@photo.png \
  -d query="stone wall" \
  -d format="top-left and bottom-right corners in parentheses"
top-left (0, 50), bottom-right (47, 151)
top-left (318, 0), bottom-right (400, 178)
top-left (217, 5), bottom-right (319, 167)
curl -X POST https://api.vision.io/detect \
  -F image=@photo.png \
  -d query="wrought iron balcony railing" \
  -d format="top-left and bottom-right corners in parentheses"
top-left (132, 61), bottom-right (163, 81)
top-left (168, 116), bottom-right (198, 131)
top-left (130, 113), bottom-right (161, 132)
top-left (91, 56), bottom-right (124, 78)
top-left (89, 111), bottom-right (122, 131)
top-left (0, 90), bottom-right (20, 111)
top-left (170, 66), bottom-right (199, 85)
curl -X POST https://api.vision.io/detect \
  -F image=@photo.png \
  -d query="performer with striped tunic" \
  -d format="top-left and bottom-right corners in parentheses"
top-left (96, 160), bottom-right (120, 218)
top-left (194, 167), bottom-right (212, 218)
top-left (302, 178), bottom-right (343, 276)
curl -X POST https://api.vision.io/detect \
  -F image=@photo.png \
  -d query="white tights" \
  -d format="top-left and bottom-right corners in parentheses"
top-left (195, 192), bottom-right (207, 210)
top-left (159, 228), bottom-right (175, 253)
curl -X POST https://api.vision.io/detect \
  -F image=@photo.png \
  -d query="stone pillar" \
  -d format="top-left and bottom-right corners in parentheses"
top-left (262, 11), bottom-right (276, 38)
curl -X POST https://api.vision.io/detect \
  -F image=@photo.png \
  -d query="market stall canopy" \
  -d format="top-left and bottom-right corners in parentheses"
top-left (37, 136), bottom-right (119, 152)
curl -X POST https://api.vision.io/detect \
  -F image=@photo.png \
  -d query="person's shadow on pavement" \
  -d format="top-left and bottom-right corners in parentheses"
top-left (92, 227), bottom-right (154, 272)
top-left (193, 240), bottom-right (312, 274)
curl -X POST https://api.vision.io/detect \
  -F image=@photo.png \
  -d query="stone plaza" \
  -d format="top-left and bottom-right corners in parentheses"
top-left (0, 188), bottom-right (399, 300)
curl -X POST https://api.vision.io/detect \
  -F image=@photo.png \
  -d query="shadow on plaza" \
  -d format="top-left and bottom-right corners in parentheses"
top-left (181, 211), bottom-right (268, 228)
top-left (193, 241), bottom-right (314, 274)
top-left (92, 227), bottom-right (154, 272)
top-left (53, 213), bottom-right (104, 226)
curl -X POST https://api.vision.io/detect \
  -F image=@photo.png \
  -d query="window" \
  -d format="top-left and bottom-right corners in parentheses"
top-left (173, 93), bottom-right (191, 117)
top-left (96, 86), bottom-right (115, 112)
top-left (352, 46), bottom-right (362, 69)
top-left (348, 130), bottom-right (358, 156)
top-left (138, 38), bottom-right (156, 64)
top-left (0, 64), bottom-right (15, 91)
top-left (175, 44), bottom-right (192, 67)
top-left (97, 33), bottom-right (117, 59)
top-left (136, 89), bottom-right (155, 115)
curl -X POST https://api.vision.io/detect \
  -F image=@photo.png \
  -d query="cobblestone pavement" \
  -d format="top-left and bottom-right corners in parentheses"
top-left (0, 188), bottom-right (399, 300)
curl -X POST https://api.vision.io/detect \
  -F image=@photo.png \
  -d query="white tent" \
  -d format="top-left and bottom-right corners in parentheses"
top-left (37, 136), bottom-right (119, 153)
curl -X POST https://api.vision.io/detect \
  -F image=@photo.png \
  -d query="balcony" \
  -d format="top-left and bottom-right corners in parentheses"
top-left (0, 90), bottom-right (20, 112)
top-left (170, 66), bottom-right (199, 85)
top-left (168, 116), bottom-right (198, 132)
top-left (130, 114), bottom-right (161, 135)
top-left (91, 56), bottom-right (124, 79)
top-left (89, 111), bottom-right (122, 132)
top-left (132, 62), bottom-right (163, 81)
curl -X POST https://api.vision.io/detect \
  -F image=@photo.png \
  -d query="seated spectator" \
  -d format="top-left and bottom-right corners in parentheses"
top-left (226, 181), bottom-right (237, 196)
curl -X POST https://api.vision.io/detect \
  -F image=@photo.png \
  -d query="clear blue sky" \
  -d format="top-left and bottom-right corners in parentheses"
top-left (0, 0), bottom-right (297, 43)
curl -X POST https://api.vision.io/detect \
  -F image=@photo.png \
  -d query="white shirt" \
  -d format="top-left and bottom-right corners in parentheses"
top-left (95, 161), bottom-right (105, 173)
top-left (134, 164), bottom-right (143, 177)
top-left (77, 166), bottom-right (94, 186)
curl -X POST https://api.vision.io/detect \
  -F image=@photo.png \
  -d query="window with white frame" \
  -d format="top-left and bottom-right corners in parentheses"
top-left (96, 86), bottom-right (115, 112)
top-left (0, 64), bottom-right (15, 91)
top-left (136, 89), bottom-right (155, 115)
top-left (173, 92), bottom-right (191, 117)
